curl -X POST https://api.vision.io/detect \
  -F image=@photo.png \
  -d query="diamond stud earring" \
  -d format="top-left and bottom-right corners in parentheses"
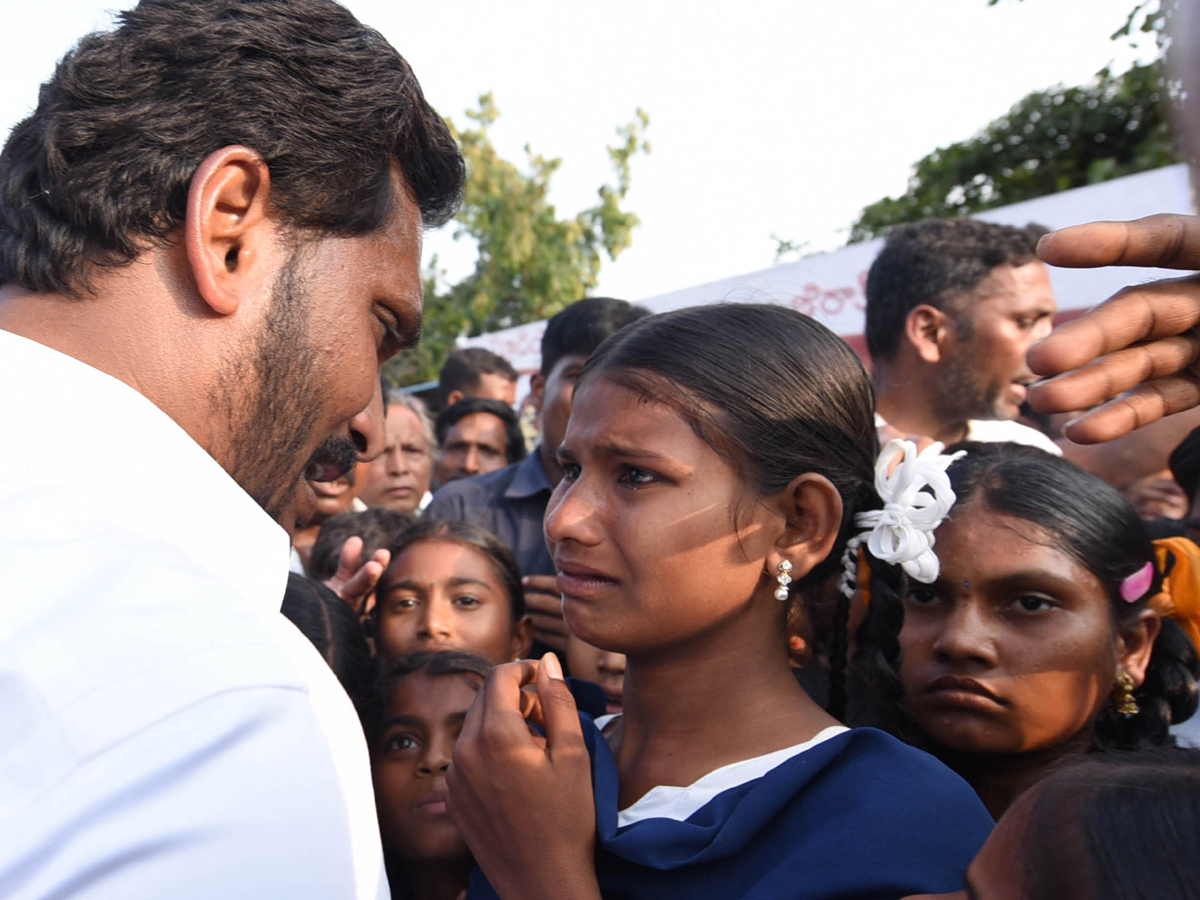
top-left (775, 560), bottom-right (793, 601)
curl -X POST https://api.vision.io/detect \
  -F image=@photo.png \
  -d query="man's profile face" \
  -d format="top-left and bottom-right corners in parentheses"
top-left (226, 173), bottom-right (424, 524)
top-left (435, 411), bottom-right (510, 485)
top-left (931, 260), bottom-right (1056, 423)
top-left (537, 353), bottom-right (589, 466)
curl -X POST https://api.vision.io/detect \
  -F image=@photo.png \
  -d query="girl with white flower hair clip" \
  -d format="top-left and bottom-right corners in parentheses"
top-left (447, 303), bottom-right (992, 900)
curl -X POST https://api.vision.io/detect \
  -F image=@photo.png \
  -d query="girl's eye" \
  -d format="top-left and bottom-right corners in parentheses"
top-left (905, 587), bottom-right (940, 606)
top-left (618, 465), bottom-right (657, 488)
top-left (1012, 594), bottom-right (1057, 614)
top-left (391, 596), bottom-right (419, 611)
top-left (453, 594), bottom-right (482, 609)
top-left (383, 733), bottom-right (419, 754)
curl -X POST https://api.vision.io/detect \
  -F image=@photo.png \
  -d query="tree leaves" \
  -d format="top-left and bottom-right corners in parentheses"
top-left (848, 60), bottom-right (1180, 243)
top-left (385, 96), bottom-right (649, 387)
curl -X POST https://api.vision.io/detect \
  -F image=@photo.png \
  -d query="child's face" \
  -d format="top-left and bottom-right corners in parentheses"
top-left (566, 633), bottom-right (626, 714)
top-left (898, 505), bottom-right (1152, 756)
top-left (375, 539), bottom-right (528, 665)
top-left (373, 670), bottom-right (480, 862)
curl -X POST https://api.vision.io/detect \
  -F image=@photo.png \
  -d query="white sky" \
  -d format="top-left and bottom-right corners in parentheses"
top-left (0, 0), bottom-right (1159, 302)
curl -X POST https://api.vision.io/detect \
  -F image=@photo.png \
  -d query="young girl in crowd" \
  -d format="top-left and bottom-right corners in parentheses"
top-left (859, 442), bottom-right (1200, 818)
top-left (372, 520), bottom-right (533, 666)
top-left (905, 748), bottom-right (1200, 900)
top-left (368, 650), bottom-right (491, 900)
top-left (446, 304), bottom-right (994, 900)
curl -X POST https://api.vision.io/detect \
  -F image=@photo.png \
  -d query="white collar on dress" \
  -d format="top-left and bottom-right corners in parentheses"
top-left (592, 716), bottom-right (850, 829)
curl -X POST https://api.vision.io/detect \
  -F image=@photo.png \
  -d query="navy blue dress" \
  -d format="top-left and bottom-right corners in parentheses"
top-left (468, 693), bottom-right (991, 900)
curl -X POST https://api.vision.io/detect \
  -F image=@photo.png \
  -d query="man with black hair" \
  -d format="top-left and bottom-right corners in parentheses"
top-left (437, 347), bottom-right (519, 408)
top-left (0, 2), bottom-right (463, 897)
top-left (866, 218), bottom-right (1060, 452)
top-left (434, 397), bottom-right (527, 486)
top-left (427, 297), bottom-right (649, 651)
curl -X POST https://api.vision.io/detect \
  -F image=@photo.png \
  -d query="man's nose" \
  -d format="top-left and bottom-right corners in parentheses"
top-left (348, 378), bottom-right (386, 463)
top-left (462, 446), bottom-right (481, 474)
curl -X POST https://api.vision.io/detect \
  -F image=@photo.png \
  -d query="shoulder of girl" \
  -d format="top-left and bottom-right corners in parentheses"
top-left (831, 728), bottom-right (994, 820)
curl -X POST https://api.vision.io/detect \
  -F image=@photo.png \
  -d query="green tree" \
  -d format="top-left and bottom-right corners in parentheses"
top-left (385, 94), bottom-right (649, 387)
top-left (847, 0), bottom-right (1181, 243)
top-left (848, 60), bottom-right (1179, 243)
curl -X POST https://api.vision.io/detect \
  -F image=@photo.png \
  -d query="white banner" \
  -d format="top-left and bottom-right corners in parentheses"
top-left (459, 164), bottom-right (1194, 372)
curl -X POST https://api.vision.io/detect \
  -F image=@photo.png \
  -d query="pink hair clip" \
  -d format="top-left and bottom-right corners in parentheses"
top-left (1119, 561), bottom-right (1154, 603)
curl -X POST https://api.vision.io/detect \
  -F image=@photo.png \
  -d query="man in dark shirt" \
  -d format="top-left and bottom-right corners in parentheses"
top-left (426, 297), bottom-right (649, 650)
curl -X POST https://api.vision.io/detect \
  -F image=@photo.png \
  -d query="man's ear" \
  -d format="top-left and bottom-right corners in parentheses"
top-left (1119, 608), bottom-right (1162, 688)
top-left (445, 389), bottom-right (466, 407)
top-left (905, 304), bottom-right (951, 365)
top-left (185, 145), bottom-right (276, 317)
top-left (766, 473), bottom-right (844, 583)
top-left (529, 372), bottom-right (546, 414)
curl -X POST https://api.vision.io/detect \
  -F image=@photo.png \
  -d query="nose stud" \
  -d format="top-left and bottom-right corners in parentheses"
top-left (775, 560), bottom-right (793, 601)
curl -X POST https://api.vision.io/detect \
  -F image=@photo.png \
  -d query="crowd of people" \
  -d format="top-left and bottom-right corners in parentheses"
top-left (3, 1), bottom-right (1200, 899)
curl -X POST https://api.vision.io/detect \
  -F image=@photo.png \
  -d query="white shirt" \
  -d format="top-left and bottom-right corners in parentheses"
top-left (875, 413), bottom-right (1062, 456)
top-left (0, 331), bottom-right (387, 899)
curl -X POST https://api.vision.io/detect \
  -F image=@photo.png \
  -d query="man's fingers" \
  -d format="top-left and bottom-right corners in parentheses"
top-left (528, 611), bottom-right (569, 636)
top-left (523, 590), bottom-right (564, 616)
top-left (1037, 215), bottom-right (1200, 270)
top-left (1027, 277), bottom-right (1200, 379)
top-left (1059, 373), bottom-right (1200, 444)
top-left (536, 654), bottom-right (586, 761)
top-left (336, 535), bottom-right (365, 577)
top-left (1028, 333), bottom-right (1200, 413)
top-left (334, 560), bottom-right (384, 611)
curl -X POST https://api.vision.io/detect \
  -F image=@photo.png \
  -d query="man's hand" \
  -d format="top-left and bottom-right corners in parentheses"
top-left (323, 535), bottom-right (389, 615)
top-left (1124, 470), bottom-right (1190, 521)
top-left (523, 574), bottom-right (569, 652)
top-left (1027, 214), bottom-right (1200, 443)
top-left (447, 654), bottom-right (600, 900)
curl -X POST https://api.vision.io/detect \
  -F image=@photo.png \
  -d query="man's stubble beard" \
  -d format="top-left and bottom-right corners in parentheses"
top-left (929, 339), bottom-right (1006, 425)
top-left (218, 255), bottom-right (324, 522)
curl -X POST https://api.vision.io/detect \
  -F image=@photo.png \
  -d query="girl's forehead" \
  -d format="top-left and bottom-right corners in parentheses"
top-left (568, 377), bottom-right (698, 442)
top-left (938, 507), bottom-right (1084, 575)
top-left (387, 670), bottom-right (483, 715)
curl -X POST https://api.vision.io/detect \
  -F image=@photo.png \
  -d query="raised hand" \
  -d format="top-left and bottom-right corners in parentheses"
top-left (1027, 214), bottom-right (1200, 443)
top-left (322, 535), bottom-right (390, 615)
top-left (446, 654), bottom-right (600, 900)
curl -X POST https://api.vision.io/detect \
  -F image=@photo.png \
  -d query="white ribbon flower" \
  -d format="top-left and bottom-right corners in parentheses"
top-left (839, 439), bottom-right (966, 598)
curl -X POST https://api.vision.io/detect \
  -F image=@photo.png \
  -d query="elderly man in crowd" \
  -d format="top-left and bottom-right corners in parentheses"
top-left (358, 394), bottom-right (438, 516)
top-left (0, 2), bottom-right (463, 898)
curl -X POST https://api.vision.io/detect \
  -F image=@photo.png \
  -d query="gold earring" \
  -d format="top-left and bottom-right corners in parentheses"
top-left (1115, 671), bottom-right (1139, 718)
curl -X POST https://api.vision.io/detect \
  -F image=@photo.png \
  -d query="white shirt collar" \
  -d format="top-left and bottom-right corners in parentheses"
top-left (0, 330), bottom-right (290, 617)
